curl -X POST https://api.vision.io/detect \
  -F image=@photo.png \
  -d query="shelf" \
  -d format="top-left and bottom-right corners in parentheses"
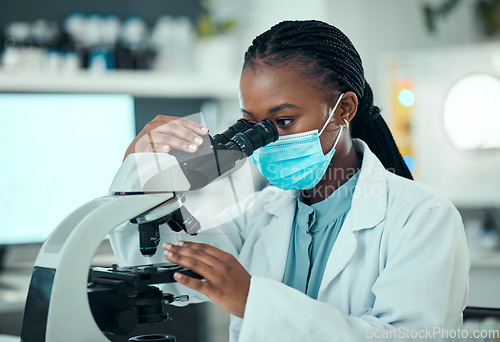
top-left (0, 70), bottom-right (241, 99)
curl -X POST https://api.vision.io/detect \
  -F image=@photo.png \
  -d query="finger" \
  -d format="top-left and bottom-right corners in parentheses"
top-left (152, 135), bottom-right (199, 153)
top-left (134, 142), bottom-right (171, 153)
top-left (165, 120), bottom-right (205, 146)
top-left (147, 132), bottom-right (161, 153)
top-left (137, 117), bottom-right (208, 153)
top-left (137, 131), bottom-right (198, 153)
top-left (148, 115), bottom-right (208, 137)
top-left (151, 124), bottom-right (204, 153)
top-left (176, 117), bottom-right (209, 135)
top-left (173, 241), bottom-right (232, 260)
top-left (164, 250), bottom-right (214, 279)
top-left (153, 119), bottom-right (206, 146)
top-left (164, 242), bottom-right (220, 267)
top-left (173, 272), bottom-right (213, 295)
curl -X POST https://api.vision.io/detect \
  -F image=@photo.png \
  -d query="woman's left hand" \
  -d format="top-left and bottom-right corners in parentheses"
top-left (163, 241), bottom-right (250, 318)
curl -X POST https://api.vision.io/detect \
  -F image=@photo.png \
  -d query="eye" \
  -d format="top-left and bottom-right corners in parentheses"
top-left (275, 118), bottom-right (294, 128)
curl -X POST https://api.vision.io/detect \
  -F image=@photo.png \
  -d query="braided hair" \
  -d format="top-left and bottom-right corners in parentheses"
top-left (243, 20), bottom-right (413, 180)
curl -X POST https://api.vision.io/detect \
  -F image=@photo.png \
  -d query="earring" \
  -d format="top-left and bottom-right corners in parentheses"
top-left (343, 119), bottom-right (349, 129)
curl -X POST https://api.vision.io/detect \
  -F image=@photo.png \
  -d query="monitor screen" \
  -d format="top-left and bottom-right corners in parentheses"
top-left (0, 94), bottom-right (136, 244)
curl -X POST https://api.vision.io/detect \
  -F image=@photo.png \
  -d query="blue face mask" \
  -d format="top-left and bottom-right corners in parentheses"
top-left (252, 94), bottom-right (344, 190)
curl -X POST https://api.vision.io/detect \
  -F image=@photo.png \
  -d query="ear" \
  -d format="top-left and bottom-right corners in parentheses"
top-left (339, 91), bottom-right (358, 127)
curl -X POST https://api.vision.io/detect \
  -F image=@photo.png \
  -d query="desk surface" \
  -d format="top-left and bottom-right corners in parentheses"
top-left (0, 241), bottom-right (117, 314)
top-left (0, 335), bottom-right (20, 342)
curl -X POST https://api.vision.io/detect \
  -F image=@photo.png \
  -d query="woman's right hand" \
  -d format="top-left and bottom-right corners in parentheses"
top-left (124, 115), bottom-right (210, 161)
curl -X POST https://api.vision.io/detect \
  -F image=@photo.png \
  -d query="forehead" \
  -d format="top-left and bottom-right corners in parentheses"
top-left (239, 64), bottom-right (326, 109)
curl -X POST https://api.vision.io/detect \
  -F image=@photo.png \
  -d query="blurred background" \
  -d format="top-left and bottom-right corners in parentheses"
top-left (1, 0), bottom-right (500, 340)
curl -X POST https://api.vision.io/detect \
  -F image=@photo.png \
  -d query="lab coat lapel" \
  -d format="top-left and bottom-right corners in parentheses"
top-left (258, 140), bottom-right (388, 290)
top-left (316, 214), bottom-right (358, 300)
top-left (260, 189), bottom-right (297, 282)
top-left (318, 139), bottom-right (388, 299)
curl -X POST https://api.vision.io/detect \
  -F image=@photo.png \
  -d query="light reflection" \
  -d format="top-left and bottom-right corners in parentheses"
top-left (398, 89), bottom-right (415, 107)
top-left (443, 74), bottom-right (500, 150)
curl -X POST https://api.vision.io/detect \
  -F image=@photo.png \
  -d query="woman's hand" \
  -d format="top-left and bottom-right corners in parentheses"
top-left (163, 241), bottom-right (250, 318)
top-left (124, 115), bottom-right (209, 160)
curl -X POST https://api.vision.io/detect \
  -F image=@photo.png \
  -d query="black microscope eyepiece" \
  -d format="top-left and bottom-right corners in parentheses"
top-left (211, 118), bottom-right (255, 145)
top-left (222, 118), bottom-right (278, 157)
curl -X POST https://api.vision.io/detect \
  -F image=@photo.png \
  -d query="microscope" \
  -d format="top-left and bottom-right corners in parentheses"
top-left (20, 118), bottom-right (278, 342)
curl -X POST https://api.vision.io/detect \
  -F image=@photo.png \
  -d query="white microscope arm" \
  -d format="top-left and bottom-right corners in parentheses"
top-left (21, 153), bottom-right (189, 342)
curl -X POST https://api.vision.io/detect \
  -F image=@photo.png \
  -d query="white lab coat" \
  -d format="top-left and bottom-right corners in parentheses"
top-left (108, 139), bottom-right (470, 342)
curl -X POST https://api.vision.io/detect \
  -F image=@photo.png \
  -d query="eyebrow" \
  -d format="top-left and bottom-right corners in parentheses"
top-left (241, 103), bottom-right (300, 116)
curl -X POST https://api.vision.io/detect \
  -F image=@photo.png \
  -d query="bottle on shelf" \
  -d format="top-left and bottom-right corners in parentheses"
top-left (2, 22), bottom-right (34, 71)
top-left (117, 15), bottom-right (154, 70)
top-left (480, 211), bottom-right (499, 252)
top-left (150, 16), bottom-right (195, 73)
top-left (61, 11), bottom-right (86, 70)
top-left (0, 11), bottom-right (203, 74)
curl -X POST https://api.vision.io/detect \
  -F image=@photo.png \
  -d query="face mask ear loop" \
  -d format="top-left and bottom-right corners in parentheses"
top-left (332, 125), bottom-right (343, 150)
top-left (319, 93), bottom-right (344, 137)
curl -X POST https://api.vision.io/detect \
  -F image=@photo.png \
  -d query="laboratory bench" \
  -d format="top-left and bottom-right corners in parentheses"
top-left (468, 251), bottom-right (500, 308)
top-left (0, 241), bottom-right (230, 342)
top-left (1, 242), bottom-right (499, 340)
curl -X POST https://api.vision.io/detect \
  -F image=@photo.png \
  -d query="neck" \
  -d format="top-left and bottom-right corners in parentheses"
top-left (301, 138), bottom-right (361, 205)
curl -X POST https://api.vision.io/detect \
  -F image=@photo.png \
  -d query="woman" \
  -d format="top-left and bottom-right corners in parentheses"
top-left (109, 20), bottom-right (469, 341)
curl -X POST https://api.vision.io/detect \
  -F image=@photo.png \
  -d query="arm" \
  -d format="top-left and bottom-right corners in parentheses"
top-left (107, 211), bottom-right (244, 305)
top-left (238, 202), bottom-right (470, 341)
top-left (107, 188), bottom-right (257, 305)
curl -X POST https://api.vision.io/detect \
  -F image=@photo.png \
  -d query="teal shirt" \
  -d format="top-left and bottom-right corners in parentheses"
top-left (282, 171), bottom-right (360, 299)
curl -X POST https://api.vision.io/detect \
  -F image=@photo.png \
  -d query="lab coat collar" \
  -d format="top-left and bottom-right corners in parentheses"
top-left (258, 139), bottom-right (389, 285)
top-left (349, 139), bottom-right (388, 231)
top-left (262, 189), bottom-right (297, 216)
top-left (262, 138), bottom-right (388, 232)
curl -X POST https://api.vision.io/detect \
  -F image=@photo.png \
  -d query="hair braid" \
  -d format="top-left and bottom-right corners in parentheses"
top-left (243, 20), bottom-right (413, 180)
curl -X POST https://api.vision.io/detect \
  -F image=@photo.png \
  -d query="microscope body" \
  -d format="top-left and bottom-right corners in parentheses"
top-left (21, 153), bottom-right (185, 342)
top-left (20, 118), bottom-right (278, 341)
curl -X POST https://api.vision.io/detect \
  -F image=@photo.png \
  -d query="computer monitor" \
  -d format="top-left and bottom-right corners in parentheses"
top-left (0, 94), bottom-right (136, 245)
